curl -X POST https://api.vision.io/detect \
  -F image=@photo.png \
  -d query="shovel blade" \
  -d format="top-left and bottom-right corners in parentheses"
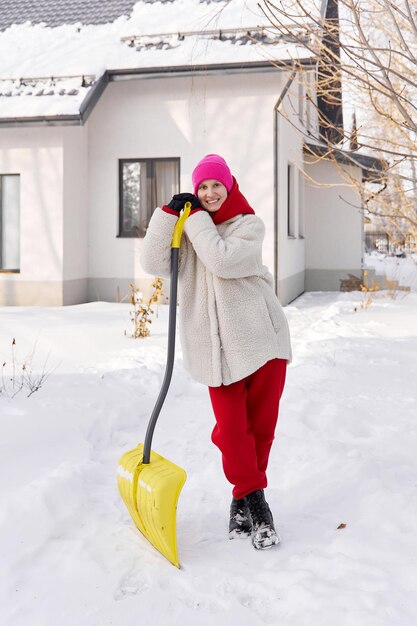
top-left (118, 444), bottom-right (186, 568)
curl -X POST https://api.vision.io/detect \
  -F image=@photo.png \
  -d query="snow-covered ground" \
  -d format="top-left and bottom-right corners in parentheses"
top-left (1, 291), bottom-right (417, 626)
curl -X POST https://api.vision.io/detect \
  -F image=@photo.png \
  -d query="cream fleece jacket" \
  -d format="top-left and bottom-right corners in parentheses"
top-left (141, 208), bottom-right (292, 387)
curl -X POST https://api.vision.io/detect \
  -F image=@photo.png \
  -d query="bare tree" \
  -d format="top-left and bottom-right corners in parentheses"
top-left (259, 0), bottom-right (417, 244)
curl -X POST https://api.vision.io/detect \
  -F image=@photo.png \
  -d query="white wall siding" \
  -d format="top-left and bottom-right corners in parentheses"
top-left (276, 90), bottom-right (306, 305)
top-left (304, 158), bottom-right (363, 290)
top-left (62, 126), bottom-right (89, 303)
top-left (0, 128), bottom-right (64, 305)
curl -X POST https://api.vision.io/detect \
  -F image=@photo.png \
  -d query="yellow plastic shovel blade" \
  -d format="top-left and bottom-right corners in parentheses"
top-left (117, 444), bottom-right (186, 568)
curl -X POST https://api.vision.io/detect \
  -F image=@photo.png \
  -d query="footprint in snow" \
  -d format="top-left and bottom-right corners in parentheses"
top-left (114, 572), bottom-right (149, 600)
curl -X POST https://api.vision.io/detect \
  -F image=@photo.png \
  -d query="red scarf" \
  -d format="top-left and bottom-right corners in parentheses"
top-left (209, 177), bottom-right (255, 225)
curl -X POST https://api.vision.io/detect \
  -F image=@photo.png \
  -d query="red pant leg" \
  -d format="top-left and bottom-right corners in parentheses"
top-left (208, 377), bottom-right (267, 499)
top-left (208, 358), bottom-right (287, 500)
top-left (246, 358), bottom-right (287, 474)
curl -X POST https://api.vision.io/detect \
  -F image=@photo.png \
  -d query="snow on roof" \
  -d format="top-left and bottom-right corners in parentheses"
top-left (0, 0), bottom-right (315, 122)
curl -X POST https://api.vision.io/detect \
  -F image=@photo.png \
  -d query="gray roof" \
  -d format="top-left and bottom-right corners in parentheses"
top-left (0, 0), bottom-right (139, 31)
top-left (304, 141), bottom-right (387, 181)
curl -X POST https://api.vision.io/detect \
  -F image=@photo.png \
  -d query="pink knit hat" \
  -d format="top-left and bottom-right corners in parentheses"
top-left (192, 154), bottom-right (233, 194)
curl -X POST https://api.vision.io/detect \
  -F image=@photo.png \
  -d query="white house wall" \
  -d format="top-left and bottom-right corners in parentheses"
top-left (276, 90), bottom-right (307, 305)
top-left (87, 71), bottom-right (286, 302)
top-left (0, 128), bottom-right (64, 305)
top-left (62, 126), bottom-right (89, 304)
top-left (274, 73), bottom-right (364, 304)
top-left (304, 158), bottom-right (363, 290)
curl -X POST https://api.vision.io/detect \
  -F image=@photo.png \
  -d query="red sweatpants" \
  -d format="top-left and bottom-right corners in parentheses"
top-left (208, 358), bottom-right (287, 500)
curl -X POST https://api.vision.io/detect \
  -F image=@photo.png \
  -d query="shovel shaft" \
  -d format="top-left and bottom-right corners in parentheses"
top-left (143, 247), bottom-right (179, 464)
top-left (142, 202), bottom-right (191, 465)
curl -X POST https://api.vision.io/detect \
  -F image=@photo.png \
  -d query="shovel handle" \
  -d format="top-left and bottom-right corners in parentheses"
top-left (172, 202), bottom-right (191, 247)
top-left (142, 202), bottom-right (191, 464)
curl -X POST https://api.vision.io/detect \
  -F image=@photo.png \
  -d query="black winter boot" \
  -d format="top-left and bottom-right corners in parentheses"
top-left (245, 489), bottom-right (280, 550)
top-left (229, 497), bottom-right (252, 539)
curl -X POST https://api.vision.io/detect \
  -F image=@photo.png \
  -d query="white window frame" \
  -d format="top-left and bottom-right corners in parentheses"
top-left (298, 168), bottom-right (305, 239)
top-left (0, 174), bottom-right (20, 272)
top-left (287, 163), bottom-right (297, 238)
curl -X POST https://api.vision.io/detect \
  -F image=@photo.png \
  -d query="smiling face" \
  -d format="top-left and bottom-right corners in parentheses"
top-left (197, 179), bottom-right (228, 212)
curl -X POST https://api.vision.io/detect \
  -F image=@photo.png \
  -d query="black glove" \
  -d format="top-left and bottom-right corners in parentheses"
top-left (166, 193), bottom-right (201, 212)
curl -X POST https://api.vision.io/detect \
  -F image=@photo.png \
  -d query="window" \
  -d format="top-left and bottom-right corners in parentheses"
top-left (287, 163), bottom-right (296, 238)
top-left (0, 174), bottom-right (20, 271)
top-left (119, 158), bottom-right (180, 237)
top-left (298, 169), bottom-right (305, 239)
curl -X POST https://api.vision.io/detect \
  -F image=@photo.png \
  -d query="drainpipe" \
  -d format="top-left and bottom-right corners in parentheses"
top-left (273, 70), bottom-right (297, 297)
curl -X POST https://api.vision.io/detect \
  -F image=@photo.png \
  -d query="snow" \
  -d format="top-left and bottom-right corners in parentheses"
top-left (0, 0), bottom-right (313, 118)
top-left (364, 252), bottom-right (417, 293)
top-left (1, 291), bottom-right (417, 625)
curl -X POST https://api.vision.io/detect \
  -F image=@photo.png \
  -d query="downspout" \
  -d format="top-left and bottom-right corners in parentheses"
top-left (273, 70), bottom-right (297, 296)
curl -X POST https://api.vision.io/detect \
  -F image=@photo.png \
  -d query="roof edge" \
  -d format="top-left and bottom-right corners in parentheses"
top-left (0, 58), bottom-right (316, 127)
top-left (79, 71), bottom-right (109, 122)
top-left (0, 114), bottom-right (83, 128)
top-left (304, 141), bottom-right (387, 180)
top-left (107, 57), bottom-right (316, 81)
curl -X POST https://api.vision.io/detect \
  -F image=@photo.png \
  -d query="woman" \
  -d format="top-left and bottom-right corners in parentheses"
top-left (141, 154), bottom-right (292, 550)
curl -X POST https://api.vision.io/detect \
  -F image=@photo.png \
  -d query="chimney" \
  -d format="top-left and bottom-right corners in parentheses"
top-left (317, 0), bottom-right (344, 145)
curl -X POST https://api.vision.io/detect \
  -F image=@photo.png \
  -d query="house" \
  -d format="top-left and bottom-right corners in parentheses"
top-left (364, 217), bottom-right (390, 255)
top-left (0, 0), bottom-right (381, 306)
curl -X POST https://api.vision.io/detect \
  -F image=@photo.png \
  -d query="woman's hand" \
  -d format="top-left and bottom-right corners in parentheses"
top-left (167, 193), bottom-right (201, 213)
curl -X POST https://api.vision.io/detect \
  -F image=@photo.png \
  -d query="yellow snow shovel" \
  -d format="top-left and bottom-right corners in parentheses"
top-left (118, 202), bottom-right (191, 568)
